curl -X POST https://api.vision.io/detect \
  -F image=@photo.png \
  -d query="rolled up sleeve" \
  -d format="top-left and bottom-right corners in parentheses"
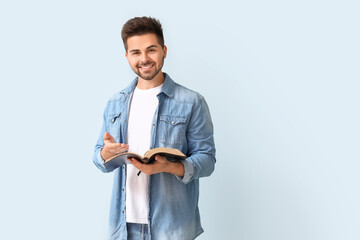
top-left (176, 97), bottom-right (216, 184)
top-left (92, 101), bottom-right (114, 173)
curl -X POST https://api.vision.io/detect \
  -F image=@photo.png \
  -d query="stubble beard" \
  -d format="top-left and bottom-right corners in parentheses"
top-left (134, 56), bottom-right (165, 81)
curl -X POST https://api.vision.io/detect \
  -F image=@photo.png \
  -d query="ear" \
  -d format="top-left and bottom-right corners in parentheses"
top-left (163, 45), bottom-right (167, 58)
top-left (125, 51), bottom-right (129, 62)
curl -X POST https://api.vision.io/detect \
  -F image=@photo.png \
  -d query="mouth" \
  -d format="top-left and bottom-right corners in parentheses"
top-left (138, 63), bottom-right (154, 71)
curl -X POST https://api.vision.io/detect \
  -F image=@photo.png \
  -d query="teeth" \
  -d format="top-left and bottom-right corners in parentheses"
top-left (140, 64), bottom-right (153, 69)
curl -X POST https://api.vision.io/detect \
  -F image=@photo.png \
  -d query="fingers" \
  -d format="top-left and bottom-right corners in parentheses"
top-left (103, 132), bottom-right (129, 154)
top-left (103, 132), bottom-right (116, 143)
top-left (129, 156), bottom-right (169, 176)
top-left (128, 157), bottom-right (140, 165)
top-left (128, 157), bottom-right (142, 169)
top-left (128, 158), bottom-right (147, 174)
top-left (107, 143), bottom-right (129, 154)
top-left (155, 155), bottom-right (167, 162)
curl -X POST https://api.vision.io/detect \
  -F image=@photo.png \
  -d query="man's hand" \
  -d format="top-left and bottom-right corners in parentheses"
top-left (100, 132), bottom-right (129, 160)
top-left (128, 155), bottom-right (185, 177)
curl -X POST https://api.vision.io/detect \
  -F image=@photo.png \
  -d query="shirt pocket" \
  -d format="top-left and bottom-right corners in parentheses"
top-left (107, 112), bottom-right (122, 142)
top-left (158, 115), bottom-right (187, 147)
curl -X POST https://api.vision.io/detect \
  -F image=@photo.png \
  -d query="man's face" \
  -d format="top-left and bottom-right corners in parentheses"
top-left (125, 33), bottom-right (167, 81)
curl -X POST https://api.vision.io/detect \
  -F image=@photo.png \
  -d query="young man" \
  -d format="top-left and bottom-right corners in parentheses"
top-left (93, 17), bottom-right (216, 240)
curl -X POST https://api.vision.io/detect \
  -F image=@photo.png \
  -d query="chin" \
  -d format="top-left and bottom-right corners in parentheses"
top-left (138, 69), bottom-right (162, 81)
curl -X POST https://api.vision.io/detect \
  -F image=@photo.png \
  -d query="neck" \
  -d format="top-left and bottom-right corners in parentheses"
top-left (137, 72), bottom-right (165, 90)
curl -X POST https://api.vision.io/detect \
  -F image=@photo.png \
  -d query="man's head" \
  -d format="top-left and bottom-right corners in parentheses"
top-left (122, 17), bottom-right (167, 82)
top-left (121, 17), bottom-right (164, 52)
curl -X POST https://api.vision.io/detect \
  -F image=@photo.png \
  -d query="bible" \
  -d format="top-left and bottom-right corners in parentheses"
top-left (104, 147), bottom-right (186, 171)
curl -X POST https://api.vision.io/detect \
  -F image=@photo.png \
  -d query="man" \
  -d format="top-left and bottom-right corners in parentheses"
top-left (93, 16), bottom-right (216, 240)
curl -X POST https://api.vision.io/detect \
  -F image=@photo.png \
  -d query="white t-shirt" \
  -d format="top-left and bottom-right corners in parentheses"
top-left (125, 84), bottom-right (162, 224)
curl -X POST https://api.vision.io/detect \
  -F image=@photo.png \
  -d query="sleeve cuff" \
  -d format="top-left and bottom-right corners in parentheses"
top-left (96, 149), bottom-right (112, 172)
top-left (176, 158), bottom-right (194, 184)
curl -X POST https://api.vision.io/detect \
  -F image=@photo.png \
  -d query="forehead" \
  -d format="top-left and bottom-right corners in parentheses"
top-left (126, 33), bottom-right (160, 50)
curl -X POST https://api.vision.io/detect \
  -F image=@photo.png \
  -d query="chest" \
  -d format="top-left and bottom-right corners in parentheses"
top-left (107, 96), bottom-right (193, 150)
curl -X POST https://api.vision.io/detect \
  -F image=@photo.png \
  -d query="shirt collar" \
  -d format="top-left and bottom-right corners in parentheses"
top-left (159, 73), bottom-right (175, 98)
top-left (121, 72), bottom-right (175, 98)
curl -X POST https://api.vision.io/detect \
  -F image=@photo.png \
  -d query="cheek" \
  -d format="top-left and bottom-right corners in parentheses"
top-left (155, 55), bottom-right (164, 64)
top-left (129, 60), bottom-right (138, 68)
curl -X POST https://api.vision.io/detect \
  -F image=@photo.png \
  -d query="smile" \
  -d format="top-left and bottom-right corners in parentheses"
top-left (139, 64), bottom-right (154, 70)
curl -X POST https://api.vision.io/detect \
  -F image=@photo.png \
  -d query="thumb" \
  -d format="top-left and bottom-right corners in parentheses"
top-left (103, 132), bottom-right (116, 143)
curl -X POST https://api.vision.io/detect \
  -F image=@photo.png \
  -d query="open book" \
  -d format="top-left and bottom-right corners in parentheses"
top-left (104, 147), bottom-right (186, 171)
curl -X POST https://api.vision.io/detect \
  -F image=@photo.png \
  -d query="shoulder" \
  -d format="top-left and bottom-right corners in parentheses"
top-left (108, 91), bottom-right (126, 102)
top-left (106, 77), bottom-right (137, 104)
top-left (172, 81), bottom-right (205, 106)
top-left (107, 78), bottom-right (135, 104)
top-left (104, 89), bottom-right (129, 114)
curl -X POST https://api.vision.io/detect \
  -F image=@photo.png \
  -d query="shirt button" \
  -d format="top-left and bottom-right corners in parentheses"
top-left (171, 121), bottom-right (175, 124)
top-left (122, 188), bottom-right (124, 191)
top-left (122, 210), bottom-right (124, 213)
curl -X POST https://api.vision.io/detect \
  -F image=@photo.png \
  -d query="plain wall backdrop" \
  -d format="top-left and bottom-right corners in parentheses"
top-left (0, 0), bottom-right (359, 239)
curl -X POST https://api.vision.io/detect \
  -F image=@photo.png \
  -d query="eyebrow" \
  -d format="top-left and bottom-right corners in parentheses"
top-left (129, 45), bottom-right (158, 53)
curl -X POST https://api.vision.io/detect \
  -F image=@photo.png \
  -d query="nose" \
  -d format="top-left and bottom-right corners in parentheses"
top-left (140, 52), bottom-right (150, 64)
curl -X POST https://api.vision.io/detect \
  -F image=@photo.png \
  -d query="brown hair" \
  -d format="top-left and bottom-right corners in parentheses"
top-left (121, 16), bottom-right (164, 51)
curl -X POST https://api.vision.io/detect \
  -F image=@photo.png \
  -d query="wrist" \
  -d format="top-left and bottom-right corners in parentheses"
top-left (100, 147), bottom-right (112, 161)
top-left (166, 161), bottom-right (185, 177)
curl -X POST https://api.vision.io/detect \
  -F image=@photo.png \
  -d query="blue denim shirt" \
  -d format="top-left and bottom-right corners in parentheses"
top-left (93, 73), bottom-right (216, 240)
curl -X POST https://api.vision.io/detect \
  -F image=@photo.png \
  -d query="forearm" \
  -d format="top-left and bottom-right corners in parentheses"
top-left (93, 146), bottom-right (110, 173)
top-left (179, 97), bottom-right (216, 183)
top-left (173, 153), bottom-right (215, 184)
top-left (166, 161), bottom-right (185, 177)
top-left (186, 152), bottom-right (216, 179)
top-left (93, 102), bottom-right (110, 173)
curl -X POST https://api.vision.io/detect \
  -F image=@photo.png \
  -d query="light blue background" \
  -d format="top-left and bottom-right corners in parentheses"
top-left (1, 0), bottom-right (359, 239)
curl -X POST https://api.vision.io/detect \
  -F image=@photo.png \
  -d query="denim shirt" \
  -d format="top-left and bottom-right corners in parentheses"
top-left (93, 73), bottom-right (216, 240)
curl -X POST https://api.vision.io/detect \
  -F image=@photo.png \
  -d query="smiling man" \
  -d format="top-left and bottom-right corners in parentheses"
top-left (93, 17), bottom-right (216, 240)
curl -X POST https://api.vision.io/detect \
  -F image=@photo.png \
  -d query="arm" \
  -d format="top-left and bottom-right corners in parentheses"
top-left (127, 97), bottom-right (215, 180)
top-left (177, 97), bottom-right (216, 184)
top-left (92, 102), bottom-right (128, 173)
